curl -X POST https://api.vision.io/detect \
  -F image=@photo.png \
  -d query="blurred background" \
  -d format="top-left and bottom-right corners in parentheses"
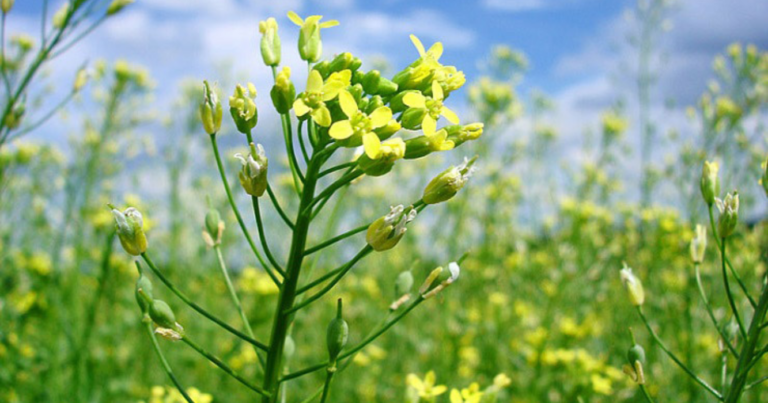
top-left (0, 0), bottom-right (766, 402)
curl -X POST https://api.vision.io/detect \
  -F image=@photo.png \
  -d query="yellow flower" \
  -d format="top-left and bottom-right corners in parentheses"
top-left (403, 80), bottom-right (460, 142)
top-left (287, 11), bottom-right (339, 62)
top-left (293, 69), bottom-right (350, 127)
top-left (407, 371), bottom-right (447, 399)
top-left (329, 90), bottom-right (395, 158)
top-left (449, 383), bottom-right (483, 403)
top-left (590, 373), bottom-right (614, 395)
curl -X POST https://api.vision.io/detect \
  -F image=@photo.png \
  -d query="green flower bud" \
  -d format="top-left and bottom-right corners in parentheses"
top-left (229, 83), bottom-right (258, 134)
top-left (326, 299), bottom-right (348, 364)
top-left (376, 77), bottom-right (398, 96)
top-left (690, 224), bottom-right (707, 264)
top-left (234, 143), bottom-right (269, 197)
top-left (365, 95), bottom-right (384, 115)
top-left (111, 205), bottom-right (148, 256)
top-left (287, 11), bottom-right (339, 63)
top-left (373, 120), bottom-right (401, 141)
top-left (761, 159), bottom-right (767, 198)
top-left (446, 123), bottom-right (484, 147)
top-left (259, 18), bottom-right (281, 67)
top-left (1, 0), bottom-right (14, 14)
top-left (149, 299), bottom-right (177, 329)
top-left (620, 264), bottom-right (645, 306)
top-left (362, 70), bottom-right (381, 94)
top-left (329, 52), bottom-right (354, 73)
top-left (135, 273), bottom-right (154, 314)
top-left (366, 205), bottom-right (417, 252)
top-left (700, 160), bottom-right (720, 206)
top-left (400, 107), bottom-right (427, 130)
top-left (52, 2), bottom-right (70, 29)
top-left (4, 103), bottom-right (24, 130)
top-left (356, 138), bottom-right (406, 177)
top-left (270, 67), bottom-right (296, 114)
top-left (395, 270), bottom-right (414, 298)
top-left (624, 343), bottom-right (647, 384)
top-left (203, 204), bottom-right (224, 247)
top-left (716, 191), bottom-right (739, 238)
top-left (106, 0), bottom-right (133, 16)
top-left (312, 61), bottom-right (331, 79)
top-left (423, 156), bottom-right (477, 204)
top-left (389, 90), bottom-right (420, 113)
top-left (627, 344), bottom-right (646, 366)
top-left (200, 81), bottom-right (223, 135)
top-left (73, 67), bottom-right (89, 92)
top-left (404, 136), bottom-right (432, 160)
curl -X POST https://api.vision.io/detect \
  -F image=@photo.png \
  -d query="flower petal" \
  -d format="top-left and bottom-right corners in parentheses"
top-left (403, 92), bottom-right (426, 109)
top-left (312, 105), bottom-right (332, 127)
top-left (339, 90), bottom-right (358, 118)
top-left (329, 120), bottom-right (354, 140)
top-left (450, 389), bottom-right (463, 403)
top-left (363, 132), bottom-right (381, 159)
top-left (293, 99), bottom-right (310, 116)
top-left (320, 20), bottom-right (339, 28)
top-left (307, 70), bottom-right (324, 93)
top-left (441, 106), bottom-right (460, 124)
top-left (410, 34), bottom-right (426, 57)
top-left (427, 42), bottom-right (443, 60)
top-left (369, 107), bottom-right (393, 128)
top-left (287, 11), bottom-right (303, 26)
top-left (432, 385), bottom-right (447, 395)
top-left (432, 80), bottom-right (444, 101)
top-left (422, 114), bottom-right (437, 136)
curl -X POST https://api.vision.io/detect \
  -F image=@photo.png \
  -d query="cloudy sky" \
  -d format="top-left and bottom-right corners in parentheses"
top-left (9, 0), bottom-right (768, 156)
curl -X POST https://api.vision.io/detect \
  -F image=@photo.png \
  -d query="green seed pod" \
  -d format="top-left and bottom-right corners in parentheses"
top-left (395, 270), bottom-right (414, 297)
top-left (627, 344), bottom-right (646, 366)
top-left (135, 274), bottom-right (154, 314)
top-left (362, 70), bottom-right (381, 94)
top-left (258, 18), bottom-right (281, 67)
top-left (400, 107), bottom-right (426, 130)
top-left (423, 157), bottom-right (477, 205)
top-left (700, 161), bottom-right (720, 206)
top-left (404, 136), bottom-right (433, 160)
top-left (149, 299), bottom-right (177, 329)
top-left (326, 299), bottom-right (348, 364)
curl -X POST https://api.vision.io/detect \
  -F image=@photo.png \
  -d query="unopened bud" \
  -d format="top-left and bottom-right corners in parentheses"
top-left (620, 264), bottom-right (645, 306)
top-left (690, 224), bottom-right (707, 263)
top-left (111, 205), bottom-right (148, 256)
top-left (270, 67), bottom-right (295, 114)
top-left (135, 274), bottom-right (154, 315)
top-left (700, 161), bottom-right (720, 206)
top-left (73, 67), bottom-right (89, 92)
top-left (52, 2), bottom-right (70, 29)
top-left (1, 0), bottom-right (14, 14)
top-left (229, 83), bottom-right (258, 134)
top-left (623, 344), bottom-right (647, 384)
top-left (200, 81), bottom-right (223, 135)
top-left (326, 299), bottom-right (348, 365)
top-left (259, 18), bottom-right (281, 66)
top-left (106, 0), bottom-right (133, 16)
top-left (234, 143), bottom-right (269, 197)
top-left (202, 203), bottom-right (225, 247)
top-left (366, 205), bottom-right (417, 252)
top-left (716, 191), bottom-right (739, 238)
top-left (423, 156), bottom-right (477, 204)
top-left (356, 137), bottom-right (405, 177)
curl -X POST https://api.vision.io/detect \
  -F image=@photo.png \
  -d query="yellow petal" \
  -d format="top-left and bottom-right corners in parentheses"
top-left (329, 120), bottom-right (354, 140)
top-left (363, 132), bottom-right (381, 159)
top-left (410, 34), bottom-right (426, 57)
top-left (312, 106), bottom-right (332, 127)
top-left (339, 90), bottom-right (358, 118)
top-left (287, 11), bottom-right (303, 26)
top-left (320, 20), bottom-right (339, 28)
top-left (406, 374), bottom-right (423, 390)
top-left (422, 114), bottom-right (437, 136)
top-left (441, 107), bottom-right (460, 124)
top-left (403, 92), bottom-right (426, 109)
top-left (307, 70), bottom-right (324, 93)
top-left (427, 42), bottom-right (443, 60)
top-left (450, 390), bottom-right (463, 403)
top-left (369, 107), bottom-right (392, 128)
top-left (432, 80), bottom-right (444, 101)
top-left (293, 99), bottom-right (310, 116)
top-left (432, 385), bottom-right (448, 396)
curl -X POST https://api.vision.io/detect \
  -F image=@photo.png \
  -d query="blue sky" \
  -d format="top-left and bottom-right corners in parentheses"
top-left (9, 0), bottom-right (768, 156)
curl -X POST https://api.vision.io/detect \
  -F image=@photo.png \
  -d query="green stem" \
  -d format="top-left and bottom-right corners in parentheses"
top-left (303, 223), bottom-right (368, 256)
top-left (304, 169), bottom-right (363, 215)
top-left (144, 321), bottom-right (194, 403)
top-left (744, 375), bottom-right (767, 391)
top-left (639, 385), bottom-right (655, 403)
top-left (708, 206), bottom-right (756, 308)
top-left (209, 133), bottom-right (281, 285)
top-left (694, 262), bottom-right (739, 357)
top-left (267, 184), bottom-right (294, 229)
top-left (319, 370), bottom-right (335, 403)
top-left (721, 238), bottom-right (748, 340)
top-left (319, 162), bottom-right (356, 178)
top-left (140, 253), bottom-right (268, 351)
top-left (252, 197), bottom-right (285, 274)
top-left (182, 336), bottom-right (271, 397)
top-left (723, 282), bottom-right (768, 402)
top-left (637, 307), bottom-right (722, 400)
top-left (297, 120), bottom-right (310, 164)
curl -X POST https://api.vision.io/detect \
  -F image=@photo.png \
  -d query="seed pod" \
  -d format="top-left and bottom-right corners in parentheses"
top-left (326, 299), bottom-right (348, 364)
top-left (135, 274), bottom-right (154, 314)
top-left (149, 299), bottom-right (177, 330)
top-left (627, 344), bottom-right (646, 366)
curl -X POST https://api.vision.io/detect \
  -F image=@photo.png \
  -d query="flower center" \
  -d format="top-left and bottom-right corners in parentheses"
top-left (426, 99), bottom-right (442, 119)
top-left (303, 92), bottom-right (323, 109)
top-left (350, 112), bottom-right (372, 136)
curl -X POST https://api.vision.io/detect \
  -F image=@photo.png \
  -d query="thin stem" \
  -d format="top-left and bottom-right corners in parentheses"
top-left (708, 206), bottom-right (756, 308)
top-left (296, 267), bottom-right (343, 296)
top-left (267, 184), bottom-right (294, 229)
top-left (10, 91), bottom-right (76, 141)
top-left (639, 385), bottom-right (655, 403)
top-left (1, 14), bottom-right (11, 97)
top-left (285, 246), bottom-right (372, 315)
top-left (319, 162), bottom-right (355, 178)
top-left (140, 253), bottom-right (269, 351)
top-left (252, 197), bottom-right (285, 274)
top-left (304, 169), bottom-right (363, 214)
top-left (144, 321), bottom-right (194, 403)
top-left (319, 370), bottom-right (335, 403)
top-left (182, 336), bottom-right (271, 397)
top-left (744, 375), bottom-right (767, 390)
top-left (272, 65), bottom-right (304, 195)
top-left (694, 262), bottom-right (739, 357)
top-left (721, 238), bottom-right (748, 340)
top-left (49, 15), bottom-right (107, 60)
top-left (724, 281), bottom-right (768, 402)
top-left (209, 133), bottom-right (280, 285)
top-left (637, 307), bottom-right (722, 400)
top-left (303, 223), bottom-right (368, 256)
top-left (297, 120), bottom-right (310, 164)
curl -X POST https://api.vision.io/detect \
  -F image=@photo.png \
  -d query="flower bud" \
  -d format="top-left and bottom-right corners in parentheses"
top-left (73, 67), bottom-right (89, 92)
top-left (373, 120), bottom-right (401, 142)
top-left (135, 273), bottom-right (154, 315)
top-left (52, 2), bottom-right (70, 29)
top-left (624, 344), bottom-right (646, 384)
top-left (259, 18), bottom-right (281, 66)
top-left (620, 264), bottom-right (645, 306)
top-left (326, 299), bottom-right (348, 365)
top-left (234, 143), bottom-right (269, 197)
top-left (403, 136), bottom-right (432, 160)
top-left (229, 83), bottom-right (258, 134)
top-left (202, 204), bottom-right (225, 247)
top-left (111, 205), bottom-right (148, 256)
top-left (400, 107), bottom-right (427, 130)
top-left (361, 70), bottom-right (381, 94)
top-left (700, 160), bottom-right (720, 206)
top-left (690, 224), bottom-right (707, 264)
top-left (270, 67), bottom-right (296, 114)
top-left (423, 156), bottom-right (477, 204)
top-left (761, 159), bottom-right (767, 198)
top-left (149, 299), bottom-right (177, 329)
top-left (1, 0), bottom-right (14, 14)
top-left (356, 137), bottom-right (406, 177)
top-left (446, 123), bottom-right (484, 147)
top-left (287, 12), bottom-right (339, 63)
top-left (716, 191), bottom-right (739, 238)
top-left (200, 81), bottom-right (223, 135)
top-left (329, 52), bottom-right (357, 73)
top-left (106, 0), bottom-right (133, 16)
top-left (376, 76), bottom-right (398, 95)
top-left (366, 205), bottom-right (417, 252)
top-left (4, 103), bottom-right (24, 130)
top-left (627, 344), bottom-right (646, 366)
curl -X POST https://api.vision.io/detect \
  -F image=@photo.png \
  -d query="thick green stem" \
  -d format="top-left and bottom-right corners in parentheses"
top-left (708, 206), bottom-right (756, 308)
top-left (724, 282), bottom-right (768, 402)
